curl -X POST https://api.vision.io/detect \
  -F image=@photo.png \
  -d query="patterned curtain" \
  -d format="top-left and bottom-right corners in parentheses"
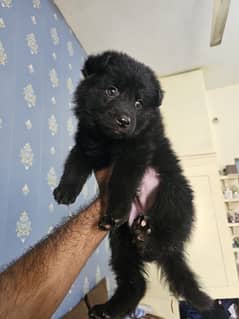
top-left (0, 0), bottom-right (114, 317)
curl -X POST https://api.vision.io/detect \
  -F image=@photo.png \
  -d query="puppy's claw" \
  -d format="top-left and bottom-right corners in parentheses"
top-left (141, 220), bottom-right (147, 227)
top-left (98, 216), bottom-right (113, 231)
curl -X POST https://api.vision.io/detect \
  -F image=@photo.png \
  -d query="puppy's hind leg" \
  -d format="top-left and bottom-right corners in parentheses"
top-left (160, 250), bottom-right (213, 312)
top-left (89, 225), bottom-right (146, 319)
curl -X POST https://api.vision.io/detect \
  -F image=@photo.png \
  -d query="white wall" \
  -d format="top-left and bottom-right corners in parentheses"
top-left (207, 83), bottom-right (239, 169)
top-left (160, 70), bottom-right (214, 157)
top-left (143, 71), bottom-right (239, 316)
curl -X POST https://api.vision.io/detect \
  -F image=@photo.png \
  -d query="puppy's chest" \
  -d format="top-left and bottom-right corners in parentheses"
top-left (79, 132), bottom-right (154, 170)
top-left (81, 140), bottom-right (122, 170)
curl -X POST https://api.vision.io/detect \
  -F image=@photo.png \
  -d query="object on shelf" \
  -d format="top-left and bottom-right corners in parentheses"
top-left (235, 158), bottom-right (239, 174)
top-left (233, 237), bottom-right (239, 248)
top-left (224, 165), bottom-right (238, 175)
top-left (224, 187), bottom-right (233, 200)
top-left (228, 211), bottom-right (235, 223)
top-left (230, 185), bottom-right (239, 199)
top-left (234, 212), bottom-right (239, 223)
top-left (234, 192), bottom-right (239, 199)
top-left (235, 254), bottom-right (239, 278)
top-left (228, 211), bottom-right (239, 223)
top-left (228, 215), bottom-right (233, 223)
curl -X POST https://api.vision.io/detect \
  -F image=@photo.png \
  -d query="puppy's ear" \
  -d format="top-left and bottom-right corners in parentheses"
top-left (82, 52), bottom-right (112, 77)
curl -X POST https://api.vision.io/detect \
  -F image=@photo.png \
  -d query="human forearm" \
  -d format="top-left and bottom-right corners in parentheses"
top-left (0, 199), bottom-right (106, 319)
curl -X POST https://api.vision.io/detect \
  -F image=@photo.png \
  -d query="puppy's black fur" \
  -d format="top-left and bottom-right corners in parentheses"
top-left (54, 51), bottom-right (212, 318)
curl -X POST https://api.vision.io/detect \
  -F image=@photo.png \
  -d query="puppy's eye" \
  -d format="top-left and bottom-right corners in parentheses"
top-left (135, 100), bottom-right (143, 109)
top-left (105, 86), bottom-right (119, 97)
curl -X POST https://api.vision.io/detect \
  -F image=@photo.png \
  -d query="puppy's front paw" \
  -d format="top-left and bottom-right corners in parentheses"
top-left (53, 183), bottom-right (78, 205)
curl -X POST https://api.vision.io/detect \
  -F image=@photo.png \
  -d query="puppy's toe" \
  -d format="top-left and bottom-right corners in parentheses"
top-left (53, 183), bottom-right (77, 205)
top-left (132, 215), bottom-right (151, 243)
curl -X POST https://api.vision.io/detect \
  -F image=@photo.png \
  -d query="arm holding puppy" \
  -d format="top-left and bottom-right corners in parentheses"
top-left (0, 169), bottom-right (109, 319)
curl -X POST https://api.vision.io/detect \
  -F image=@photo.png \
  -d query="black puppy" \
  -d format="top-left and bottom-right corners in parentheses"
top-left (54, 51), bottom-right (212, 318)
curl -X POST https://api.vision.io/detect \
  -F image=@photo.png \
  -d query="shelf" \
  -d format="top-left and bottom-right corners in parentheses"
top-left (228, 222), bottom-right (239, 227)
top-left (220, 174), bottom-right (239, 180)
top-left (220, 176), bottom-right (239, 276)
top-left (224, 198), bottom-right (239, 203)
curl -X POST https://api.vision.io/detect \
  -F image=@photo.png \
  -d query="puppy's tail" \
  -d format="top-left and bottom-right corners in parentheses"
top-left (160, 251), bottom-right (213, 311)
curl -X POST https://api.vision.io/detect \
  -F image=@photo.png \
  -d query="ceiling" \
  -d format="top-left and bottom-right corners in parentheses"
top-left (54, 0), bottom-right (239, 89)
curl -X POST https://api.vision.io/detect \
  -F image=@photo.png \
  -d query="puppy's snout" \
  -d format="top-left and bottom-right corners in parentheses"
top-left (116, 115), bottom-right (131, 128)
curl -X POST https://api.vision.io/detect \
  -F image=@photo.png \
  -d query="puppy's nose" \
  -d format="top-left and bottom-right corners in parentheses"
top-left (116, 115), bottom-right (131, 128)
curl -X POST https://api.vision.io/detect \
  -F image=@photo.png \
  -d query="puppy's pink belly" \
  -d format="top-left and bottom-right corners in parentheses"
top-left (128, 167), bottom-right (160, 226)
